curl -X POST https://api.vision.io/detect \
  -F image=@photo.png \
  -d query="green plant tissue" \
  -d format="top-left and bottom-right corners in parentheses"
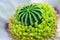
top-left (8, 3), bottom-right (58, 40)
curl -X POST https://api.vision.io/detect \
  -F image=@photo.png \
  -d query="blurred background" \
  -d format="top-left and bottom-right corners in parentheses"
top-left (0, 0), bottom-right (60, 40)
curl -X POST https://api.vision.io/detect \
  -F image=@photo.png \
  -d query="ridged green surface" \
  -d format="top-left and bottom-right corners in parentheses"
top-left (18, 4), bottom-right (42, 26)
top-left (9, 3), bottom-right (58, 40)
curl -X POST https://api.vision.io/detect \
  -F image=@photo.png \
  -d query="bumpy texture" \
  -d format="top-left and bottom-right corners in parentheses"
top-left (8, 3), bottom-right (58, 40)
